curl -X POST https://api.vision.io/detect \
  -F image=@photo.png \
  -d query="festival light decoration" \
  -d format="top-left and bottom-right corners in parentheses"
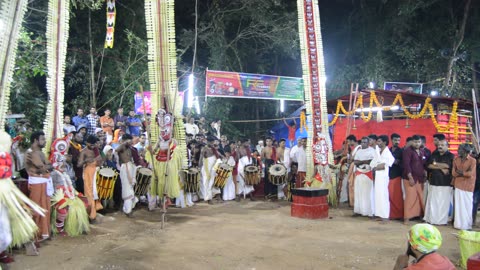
top-left (327, 91), bottom-right (461, 139)
top-left (43, 0), bottom-right (70, 152)
top-left (194, 97), bottom-right (201, 114)
top-left (0, 0), bottom-right (28, 129)
top-left (187, 74), bottom-right (194, 109)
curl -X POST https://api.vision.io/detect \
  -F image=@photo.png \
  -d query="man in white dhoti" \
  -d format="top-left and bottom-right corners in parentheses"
top-left (344, 135), bottom-right (360, 205)
top-left (116, 134), bottom-right (138, 216)
top-left (277, 139), bottom-right (290, 199)
top-left (424, 140), bottom-right (454, 225)
top-left (237, 145), bottom-right (255, 200)
top-left (222, 147), bottom-right (237, 201)
top-left (452, 144), bottom-right (476, 230)
top-left (370, 135), bottom-right (395, 222)
top-left (353, 137), bottom-right (376, 217)
top-left (199, 136), bottom-right (221, 204)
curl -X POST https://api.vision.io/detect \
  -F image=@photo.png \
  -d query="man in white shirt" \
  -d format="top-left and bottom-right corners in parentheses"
top-left (353, 137), bottom-right (377, 217)
top-left (290, 137), bottom-right (306, 188)
top-left (370, 135), bottom-right (395, 222)
top-left (184, 117), bottom-right (199, 137)
top-left (134, 133), bottom-right (147, 153)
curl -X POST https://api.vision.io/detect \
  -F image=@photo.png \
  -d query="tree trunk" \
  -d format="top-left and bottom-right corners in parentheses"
top-left (443, 0), bottom-right (471, 92)
top-left (88, 10), bottom-right (96, 108)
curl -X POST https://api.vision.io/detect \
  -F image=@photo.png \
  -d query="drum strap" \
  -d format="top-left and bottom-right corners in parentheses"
top-left (271, 147), bottom-right (277, 162)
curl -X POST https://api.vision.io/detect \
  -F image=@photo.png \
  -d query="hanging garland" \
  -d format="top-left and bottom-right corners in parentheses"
top-left (327, 92), bottom-right (458, 133)
top-left (428, 101), bottom-right (459, 139)
top-left (104, 0), bottom-right (116, 48)
top-left (0, 0), bottom-right (29, 129)
top-left (44, 0), bottom-right (70, 153)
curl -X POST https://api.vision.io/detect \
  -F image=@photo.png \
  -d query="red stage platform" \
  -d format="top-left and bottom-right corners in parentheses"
top-left (291, 188), bottom-right (329, 219)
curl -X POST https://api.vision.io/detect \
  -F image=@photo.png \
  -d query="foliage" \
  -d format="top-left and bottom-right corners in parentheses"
top-left (177, 0), bottom-right (301, 139)
top-left (10, 29), bottom-right (47, 129)
top-left (325, 0), bottom-right (479, 98)
top-left (8, 0), bottom-right (480, 138)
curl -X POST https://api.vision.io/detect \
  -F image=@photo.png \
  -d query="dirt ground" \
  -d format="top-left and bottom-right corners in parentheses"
top-left (6, 201), bottom-right (465, 270)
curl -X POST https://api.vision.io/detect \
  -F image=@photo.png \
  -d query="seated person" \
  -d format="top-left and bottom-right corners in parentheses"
top-left (393, 223), bottom-right (455, 270)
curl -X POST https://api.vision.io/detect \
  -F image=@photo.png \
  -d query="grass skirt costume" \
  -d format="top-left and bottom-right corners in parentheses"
top-left (50, 170), bottom-right (90, 236)
top-left (0, 131), bottom-right (45, 257)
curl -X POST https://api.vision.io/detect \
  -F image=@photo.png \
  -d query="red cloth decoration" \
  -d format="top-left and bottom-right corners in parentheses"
top-left (355, 170), bottom-right (374, 180)
top-left (0, 152), bottom-right (12, 179)
top-left (332, 119), bottom-right (436, 151)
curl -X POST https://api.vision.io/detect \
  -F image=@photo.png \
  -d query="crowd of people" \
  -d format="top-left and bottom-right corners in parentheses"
top-left (335, 133), bottom-right (478, 231)
top-left (1, 107), bottom-right (310, 264)
top-left (0, 106), bottom-right (471, 268)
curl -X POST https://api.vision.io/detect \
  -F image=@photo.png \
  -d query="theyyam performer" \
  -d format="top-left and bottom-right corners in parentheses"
top-left (146, 109), bottom-right (181, 210)
top-left (0, 131), bottom-right (45, 262)
top-left (49, 137), bottom-right (90, 236)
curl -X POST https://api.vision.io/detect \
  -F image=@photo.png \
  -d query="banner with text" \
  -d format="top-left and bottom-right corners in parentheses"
top-left (206, 70), bottom-right (304, 100)
top-left (384, 82), bottom-right (423, 94)
top-left (134, 91), bottom-right (151, 115)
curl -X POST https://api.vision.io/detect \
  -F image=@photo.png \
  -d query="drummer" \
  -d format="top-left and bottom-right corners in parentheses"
top-left (237, 141), bottom-right (255, 201)
top-left (221, 146), bottom-right (236, 201)
top-left (277, 138), bottom-right (290, 200)
top-left (199, 136), bottom-right (221, 205)
top-left (115, 134), bottom-right (138, 217)
top-left (261, 137), bottom-right (277, 201)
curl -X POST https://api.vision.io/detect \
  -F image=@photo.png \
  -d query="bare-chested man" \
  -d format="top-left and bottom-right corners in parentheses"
top-left (199, 136), bottom-right (221, 204)
top-left (24, 131), bottom-right (53, 252)
top-left (115, 134), bottom-right (138, 216)
top-left (261, 137), bottom-right (278, 200)
top-left (276, 138), bottom-right (290, 199)
top-left (78, 135), bottom-right (103, 222)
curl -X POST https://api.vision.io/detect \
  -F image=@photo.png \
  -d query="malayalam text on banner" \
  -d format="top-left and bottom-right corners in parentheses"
top-left (206, 70), bottom-right (304, 101)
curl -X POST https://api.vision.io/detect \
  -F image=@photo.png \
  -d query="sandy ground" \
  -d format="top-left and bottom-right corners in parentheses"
top-left (5, 201), bottom-right (464, 270)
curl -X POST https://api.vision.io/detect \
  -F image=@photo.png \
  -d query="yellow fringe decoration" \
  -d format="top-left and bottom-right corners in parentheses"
top-left (327, 91), bottom-right (460, 139)
top-left (145, 0), bottom-right (187, 170)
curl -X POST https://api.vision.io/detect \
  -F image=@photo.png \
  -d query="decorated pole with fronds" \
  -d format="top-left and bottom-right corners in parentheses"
top-left (296, 0), bottom-right (333, 177)
top-left (297, 0), bottom-right (336, 204)
top-left (144, 0), bottom-right (187, 166)
top-left (44, 0), bottom-right (70, 152)
top-left (0, 0), bottom-right (28, 129)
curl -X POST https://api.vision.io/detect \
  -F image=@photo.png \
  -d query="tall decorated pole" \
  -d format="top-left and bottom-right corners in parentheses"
top-left (43, 0), bottom-right (70, 152)
top-left (0, 1), bottom-right (47, 251)
top-left (144, 0), bottom-right (186, 161)
top-left (0, 0), bottom-right (28, 129)
top-left (296, 1), bottom-right (334, 180)
top-left (144, 0), bottom-right (187, 228)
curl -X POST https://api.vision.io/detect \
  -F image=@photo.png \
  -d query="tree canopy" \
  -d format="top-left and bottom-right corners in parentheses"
top-left (10, 0), bottom-right (480, 139)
